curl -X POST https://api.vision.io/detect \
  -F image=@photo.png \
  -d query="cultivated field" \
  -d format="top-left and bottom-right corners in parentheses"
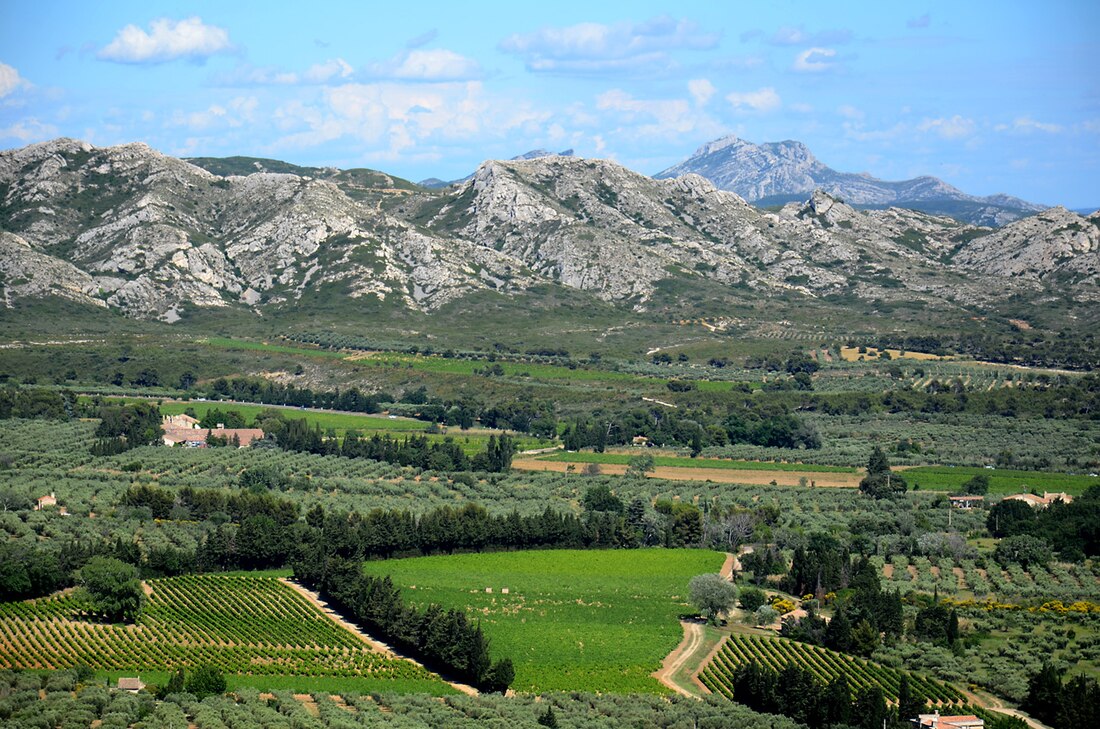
top-left (700, 633), bottom-right (965, 705)
top-left (361, 549), bottom-right (726, 693)
top-left (0, 575), bottom-right (449, 694)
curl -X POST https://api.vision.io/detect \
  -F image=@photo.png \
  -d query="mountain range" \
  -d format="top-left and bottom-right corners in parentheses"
top-left (0, 137), bottom-right (1097, 325)
top-left (656, 135), bottom-right (1045, 227)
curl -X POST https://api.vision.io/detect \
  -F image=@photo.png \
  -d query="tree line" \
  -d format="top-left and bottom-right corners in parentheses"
top-left (291, 555), bottom-right (514, 692)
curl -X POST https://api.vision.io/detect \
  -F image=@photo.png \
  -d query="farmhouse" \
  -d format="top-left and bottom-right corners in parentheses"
top-left (161, 415), bottom-right (264, 448)
top-left (1003, 492), bottom-right (1073, 509)
top-left (913, 712), bottom-right (983, 729)
top-left (34, 492), bottom-right (57, 510)
top-left (117, 677), bottom-right (145, 692)
top-left (948, 495), bottom-right (984, 509)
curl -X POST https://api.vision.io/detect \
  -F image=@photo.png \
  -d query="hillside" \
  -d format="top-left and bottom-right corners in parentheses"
top-left (0, 138), bottom-right (1097, 331)
top-left (656, 134), bottom-right (1047, 226)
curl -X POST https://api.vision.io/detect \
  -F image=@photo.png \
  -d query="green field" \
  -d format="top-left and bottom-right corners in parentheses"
top-left (360, 351), bottom-right (642, 383)
top-left (159, 401), bottom-right (428, 433)
top-left (0, 575), bottom-right (450, 694)
top-left (904, 465), bottom-right (1098, 496)
top-left (200, 337), bottom-right (348, 359)
top-left (537, 451), bottom-right (857, 473)
top-left (361, 549), bottom-right (726, 693)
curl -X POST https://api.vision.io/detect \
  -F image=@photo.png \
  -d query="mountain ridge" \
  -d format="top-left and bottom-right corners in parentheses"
top-left (655, 134), bottom-right (1046, 226)
top-left (0, 138), bottom-right (1096, 325)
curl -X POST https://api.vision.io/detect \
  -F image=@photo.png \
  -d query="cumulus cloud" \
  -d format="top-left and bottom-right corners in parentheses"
top-left (793, 47), bottom-right (837, 72)
top-left (688, 79), bottom-right (716, 106)
top-left (499, 15), bottom-right (719, 73)
top-left (837, 104), bottom-right (864, 120)
top-left (171, 96), bottom-right (259, 131)
top-left (381, 49), bottom-right (482, 81)
top-left (0, 62), bottom-right (30, 98)
top-left (726, 87), bottom-right (781, 113)
top-left (995, 117), bottom-right (1063, 134)
top-left (918, 115), bottom-right (975, 139)
top-left (0, 118), bottom-right (58, 142)
top-left (98, 17), bottom-right (233, 64)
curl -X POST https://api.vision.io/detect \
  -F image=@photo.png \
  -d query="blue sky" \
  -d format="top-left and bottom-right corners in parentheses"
top-left (1, 1), bottom-right (1097, 207)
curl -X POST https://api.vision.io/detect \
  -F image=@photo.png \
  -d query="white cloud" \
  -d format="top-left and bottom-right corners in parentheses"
top-left (792, 47), bottom-right (837, 72)
top-left (271, 81), bottom-right (545, 158)
top-left (98, 17), bottom-right (233, 64)
top-left (918, 115), bottom-right (975, 139)
top-left (726, 87), bottom-right (781, 113)
top-left (500, 15), bottom-right (719, 73)
top-left (385, 49), bottom-right (482, 81)
top-left (171, 96), bottom-right (258, 130)
top-left (0, 118), bottom-right (58, 142)
top-left (994, 117), bottom-right (1063, 134)
top-left (688, 79), bottom-right (715, 106)
top-left (213, 58), bottom-right (354, 86)
top-left (597, 89), bottom-right (697, 136)
top-left (0, 62), bottom-right (30, 98)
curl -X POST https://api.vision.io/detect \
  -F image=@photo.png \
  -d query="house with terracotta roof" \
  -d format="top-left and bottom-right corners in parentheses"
top-left (117, 677), bottom-right (145, 692)
top-left (948, 495), bottom-right (984, 509)
top-left (913, 711), bottom-right (983, 729)
top-left (1003, 492), bottom-right (1073, 509)
top-left (34, 492), bottom-right (57, 510)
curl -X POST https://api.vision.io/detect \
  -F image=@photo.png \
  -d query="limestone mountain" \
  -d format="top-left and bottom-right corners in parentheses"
top-left (0, 138), bottom-right (1095, 323)
top-left (655, 135), bottom-right (1045, 226)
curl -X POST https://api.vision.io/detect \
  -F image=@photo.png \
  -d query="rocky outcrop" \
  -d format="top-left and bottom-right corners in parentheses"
top-left (0, 138), bottom-right (1093, 321)
top-left (656, 134), bottom-right (1046, 226)
top-left (954, 207), bottom-right (1100, 289)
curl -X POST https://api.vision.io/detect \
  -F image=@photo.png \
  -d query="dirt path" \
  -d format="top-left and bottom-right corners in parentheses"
top-left (652, 620), bottom-right (706, 698)
top-left (511, 460), bottom-right (861, 487)
top-left (723, 545), bottom-right (754, 579)
top-left (279, 578), bottom-right (479, 697)
top-left (959, 687), bottom-right (1052, 729)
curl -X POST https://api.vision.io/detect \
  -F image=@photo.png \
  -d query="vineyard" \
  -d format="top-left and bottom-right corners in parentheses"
top-left (699, 633), bottom-right (965, 706)
top-left (0, 575), bottom-right (445, 690)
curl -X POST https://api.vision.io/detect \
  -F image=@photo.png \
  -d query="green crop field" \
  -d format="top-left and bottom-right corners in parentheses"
top-left (200, 337), bottom-right (348, 359)
top-left (159, 401), bottom-right (429, 433)
top-left (537, 451), bottom-right (857, 473)
top-left (0, 575), bottom-right (450, 694)
top-left (904, 465), bottom-right (1098, 496)
top-left (361, 549), bottom-right (726, 693)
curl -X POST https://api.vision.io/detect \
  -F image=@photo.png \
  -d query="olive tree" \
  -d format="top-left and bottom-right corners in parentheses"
top-left (689, 573), bottom-right (738, 625)
top-left (78, 556), bottom-right (143, 623)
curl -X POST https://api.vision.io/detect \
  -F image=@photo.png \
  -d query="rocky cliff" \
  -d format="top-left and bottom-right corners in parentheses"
top-left (0, 138), bottom-right (1095, 321)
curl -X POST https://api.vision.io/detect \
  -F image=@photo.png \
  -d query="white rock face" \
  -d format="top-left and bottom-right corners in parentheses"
top-left (0, 138), bottom-right (1093, 320)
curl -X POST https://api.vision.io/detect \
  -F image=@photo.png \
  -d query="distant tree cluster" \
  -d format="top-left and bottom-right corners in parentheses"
top-left (0, 387), bottom-right (73, 420)
top-left (92, 402), bottom-right (163, 454)
top-left (987, 486), bottom-right (1100, 559)
top-left (561, 402), bottom-right (820, 452)
top-left (274, 416), bottom-right (516, 472)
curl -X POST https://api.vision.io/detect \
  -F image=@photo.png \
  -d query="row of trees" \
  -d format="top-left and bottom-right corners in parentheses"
top-left (0, 387), bottom-right (73, 420)
top-left (293, 555), bottom-right (513, 692)
top-left (274, 417), bottom-right (516, 473)
top-left (560, 402), bottom-right (821, 453)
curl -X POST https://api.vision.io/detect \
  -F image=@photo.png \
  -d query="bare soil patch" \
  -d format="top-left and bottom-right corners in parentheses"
top-left (511, 459), bottom-right (861, 488)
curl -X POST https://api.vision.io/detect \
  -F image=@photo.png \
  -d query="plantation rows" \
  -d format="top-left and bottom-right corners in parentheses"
top-left (874, 555), bottom-right (1100, 601)
top-left (699, 634), bottom-right (965, 706)
top-left (0, 576), bottom-right (434, 682)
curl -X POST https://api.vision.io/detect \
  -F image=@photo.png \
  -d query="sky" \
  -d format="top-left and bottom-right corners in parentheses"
top-left (1, 1), bottom-right (1097, 207)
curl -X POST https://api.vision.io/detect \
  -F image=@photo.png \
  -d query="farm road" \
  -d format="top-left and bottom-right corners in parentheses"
top-left (279, 579), bottom-right (479, 697)
top-left (652, 620), bottom-right (706, 697)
